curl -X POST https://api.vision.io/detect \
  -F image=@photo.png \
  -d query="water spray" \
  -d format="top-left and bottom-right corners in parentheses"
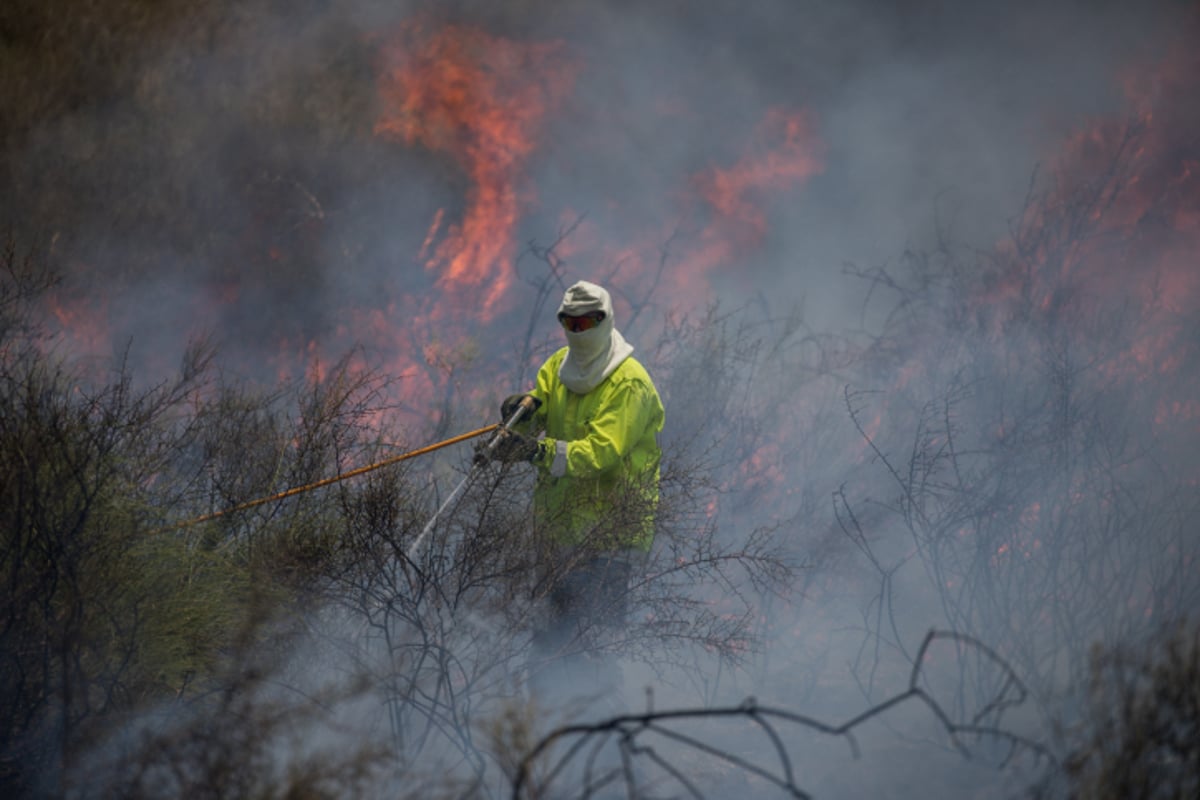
top-left (406, 394), bottom-right (541, 559)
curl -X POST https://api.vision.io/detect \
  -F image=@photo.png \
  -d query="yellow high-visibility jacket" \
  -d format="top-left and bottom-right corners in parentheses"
top-left (522, 347), bottom-right (665, 551)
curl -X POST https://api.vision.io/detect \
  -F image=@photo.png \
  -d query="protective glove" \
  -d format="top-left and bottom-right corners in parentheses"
top-left (477, 430), bottom-right (541, 464)
top-left (500, 393), bottom-right (542, 422)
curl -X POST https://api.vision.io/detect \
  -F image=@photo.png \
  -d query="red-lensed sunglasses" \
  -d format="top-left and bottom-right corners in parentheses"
top-left (558, 311), bottom-right (606, 332)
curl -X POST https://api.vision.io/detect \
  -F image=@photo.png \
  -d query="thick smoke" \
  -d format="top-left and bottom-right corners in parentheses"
top-left (7, 0), bottom-right (1184, 370)
top-left (3, 0), bottom-right (1198, 796)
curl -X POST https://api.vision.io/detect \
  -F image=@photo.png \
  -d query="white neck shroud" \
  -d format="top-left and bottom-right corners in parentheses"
top-left (556, 281), bottom-right (634, 394)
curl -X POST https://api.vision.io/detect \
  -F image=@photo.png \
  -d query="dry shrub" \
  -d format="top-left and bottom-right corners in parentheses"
top-left (1064, 622), bottom-right (1200, 800)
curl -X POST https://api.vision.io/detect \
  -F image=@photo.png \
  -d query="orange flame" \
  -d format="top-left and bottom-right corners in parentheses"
top-left (558, 108), bottom-right (823, 319)
top-left (695, 108), bottom-right (824, 244)
top-left (375, 20), bottom-right (576, 320)
top-left (676, 109), bottom-right (824, 300)
top-left (967, 35), bottom-right (1200, 443)
top-left (45, 284), bottom-right (111, 364)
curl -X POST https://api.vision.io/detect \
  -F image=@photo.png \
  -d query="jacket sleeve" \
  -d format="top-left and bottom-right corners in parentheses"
top-left (507, 356), bottom-right (557, 435)
top-left (539, 378), bottom-right (656, 479)
top-left (520, 356), bottom-right (558, 434)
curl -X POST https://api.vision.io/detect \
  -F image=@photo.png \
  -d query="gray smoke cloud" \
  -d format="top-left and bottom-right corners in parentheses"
top-left (5, 0), bottom-right (1183, 379)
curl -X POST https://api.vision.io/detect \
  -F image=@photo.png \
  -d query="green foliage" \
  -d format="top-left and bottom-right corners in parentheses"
top-left (121, 532), bottom-right (254, 699)
top-left (0, 249), bottom-right (395, 794)
top-left (0, 290), bottom-right (242, 790)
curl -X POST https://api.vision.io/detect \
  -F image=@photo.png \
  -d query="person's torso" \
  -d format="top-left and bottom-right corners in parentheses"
top-left (535, 350), bottom-right (663, 548)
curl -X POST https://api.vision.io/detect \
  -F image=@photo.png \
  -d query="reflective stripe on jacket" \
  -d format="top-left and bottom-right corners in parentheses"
top-left (523, 347), bottom-right (664, 551)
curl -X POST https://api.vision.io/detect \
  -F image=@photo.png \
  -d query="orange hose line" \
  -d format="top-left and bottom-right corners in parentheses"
top-left (156, 423), bottom-right (501, 533)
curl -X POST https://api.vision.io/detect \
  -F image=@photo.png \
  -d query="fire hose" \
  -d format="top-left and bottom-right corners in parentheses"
top-left (155, 395), bottom-right (538, 538)
top-left (406, 394), bottom-right (539, 558)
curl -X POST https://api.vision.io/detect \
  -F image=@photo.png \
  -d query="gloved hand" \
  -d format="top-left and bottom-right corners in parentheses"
top-left (477, 430), bottom-right (541, 464)
top-left (500, 393), bottom-right (542, 422)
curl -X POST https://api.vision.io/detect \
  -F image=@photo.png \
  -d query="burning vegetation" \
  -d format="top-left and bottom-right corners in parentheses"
top-left (2, 1), bottom-right (1199, 798)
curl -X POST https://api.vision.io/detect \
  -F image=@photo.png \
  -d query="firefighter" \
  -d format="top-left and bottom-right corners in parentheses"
top-left (484, 280), bottom-right (665, 695)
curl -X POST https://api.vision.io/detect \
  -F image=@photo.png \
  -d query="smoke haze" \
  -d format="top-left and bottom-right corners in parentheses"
top-left (3, 0), bottom-right (1198, 796)
top-left (4, 0), bottom-right (1186, 370)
